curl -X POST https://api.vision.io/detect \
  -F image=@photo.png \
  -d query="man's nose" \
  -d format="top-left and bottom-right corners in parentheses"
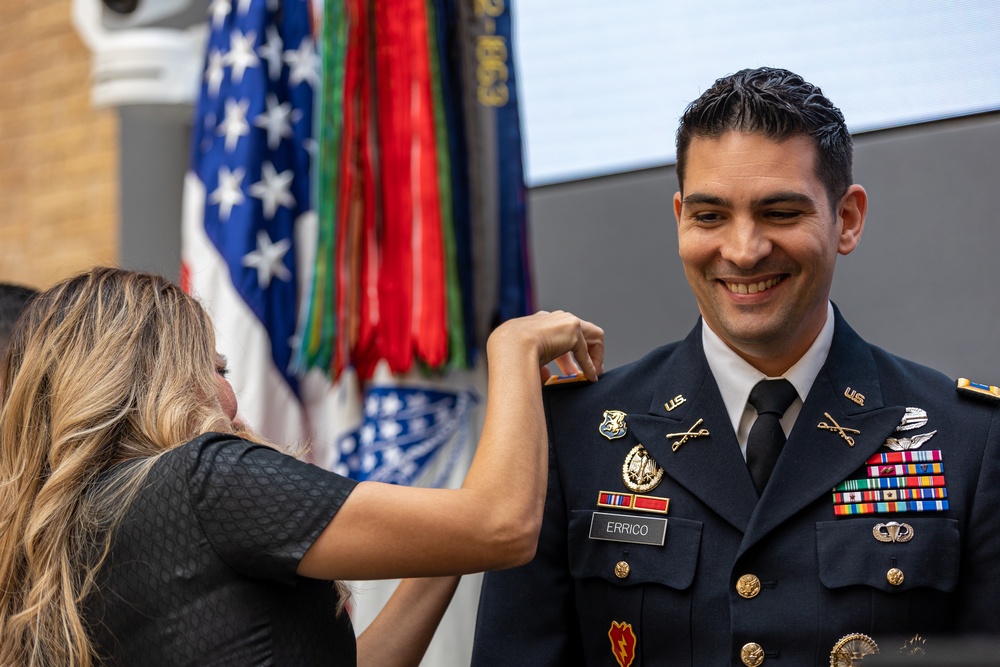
top-left (719, 219), bottom-right (771, 269)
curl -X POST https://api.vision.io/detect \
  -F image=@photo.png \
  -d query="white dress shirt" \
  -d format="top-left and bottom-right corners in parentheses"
top-left (702, 302), bottom-right (835, 460)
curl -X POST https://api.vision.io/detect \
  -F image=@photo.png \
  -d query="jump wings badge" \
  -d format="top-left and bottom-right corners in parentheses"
top-left (608, 621), bottom-right (636, 667)
top-left (623, 445), bottom-right (664, 492)
top-left (600, 410), bottom-right (628, 440)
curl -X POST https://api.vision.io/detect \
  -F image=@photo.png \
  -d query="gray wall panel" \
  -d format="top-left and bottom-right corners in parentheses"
top-left (530, 113), bottom-right (1000, 381)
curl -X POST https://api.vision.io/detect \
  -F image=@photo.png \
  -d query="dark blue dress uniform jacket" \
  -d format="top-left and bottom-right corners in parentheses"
top-left (472, 311), bottom-right (1000, 665)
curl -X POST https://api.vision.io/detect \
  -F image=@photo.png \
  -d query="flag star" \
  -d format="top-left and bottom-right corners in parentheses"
top-left (406, 392), bottom-right (430, 409)
top-left (208, 166), bottom-right (246, 221)
top-left (365, 395), bottom-right (381, 417)
top-left (217, 98), bottom-right (250, 152)
top-left (409, 417), bottom-right (429, 433)
top-left (225, 29), bottom-right (259, 84)
top-left (208, 0), bottom-right (232, 29)
top-left (249, 161), bottom-right (295, 220)
top-left (360, 423), bottom-right (377, 446)
top-left (258, 25), bottom-right (284, 81)
top-left (381, 392), bottom-right (404, 417)
top-left (242, 230), bottom-right (292, 288)
top-left (379, 420), bottom-right (403, 441)
top-left (284, 37), bottom-right (320, 88)
top-left (204, 49), bottom-right (226, 98)
top-left (362, 453), bottom-right (377, 473)
top-left (253, 93), bottom-right (296, 149)
top-left (383, 446), bottom-right (403, 467)
top-left (339, 435), bottom-right (357, 455)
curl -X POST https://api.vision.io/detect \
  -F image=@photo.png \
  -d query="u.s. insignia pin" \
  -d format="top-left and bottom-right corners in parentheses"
top-left (608, 621), bottom-right (636, 667)
top-left (599, 410), bottom-right (628, 440)
top-left (622, 445), bottom-right (664, 492)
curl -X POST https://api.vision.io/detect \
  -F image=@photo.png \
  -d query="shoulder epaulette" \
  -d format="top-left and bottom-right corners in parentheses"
top-left (544, 372), bottom-right (589, 386)
top-left (956, 377), bottom-right (1000, 402)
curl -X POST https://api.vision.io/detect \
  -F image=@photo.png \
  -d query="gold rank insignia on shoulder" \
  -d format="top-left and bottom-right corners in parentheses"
top-left (957, 377), bottom-right (1000, 402)
top-left (599, 410), bottom-right (628, 440)
top-left (830, 633), bottom-right (878, 666)
top-left (544, 372), bottom-right (588, 386)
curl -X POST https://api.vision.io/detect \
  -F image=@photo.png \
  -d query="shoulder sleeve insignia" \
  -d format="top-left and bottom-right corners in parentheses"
top-left (957, 378), bottom-right (1000, 402)
top-left (544, 372), bottom-right (588, 386)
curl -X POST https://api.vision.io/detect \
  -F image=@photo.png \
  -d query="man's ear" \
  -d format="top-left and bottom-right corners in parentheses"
top-left (673, 191), bottom-right (683, 227)
top-left (837, 184), bottom-right (867, 256)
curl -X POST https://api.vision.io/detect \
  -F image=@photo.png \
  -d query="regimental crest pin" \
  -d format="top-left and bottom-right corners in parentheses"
top-left (884, 430), bottom-right (937, 451)
top-left (896, 407), bottom-right (928, 432)
top-left (599, 410), bottom-right (628, 440)
top-left (622, 444), bottom-right (664, 493)
top-left (608, 621), bottom-right (636, 667)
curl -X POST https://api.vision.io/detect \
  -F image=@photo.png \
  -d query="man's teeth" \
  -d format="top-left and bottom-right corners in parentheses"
top-left (726, 277), bottom-right (782, 294)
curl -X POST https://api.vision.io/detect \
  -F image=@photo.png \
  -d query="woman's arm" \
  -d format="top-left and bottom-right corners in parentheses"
top-left (355, 576), bottom-right (461, 667)
top-left (297, 310), bottom-right (603, 580)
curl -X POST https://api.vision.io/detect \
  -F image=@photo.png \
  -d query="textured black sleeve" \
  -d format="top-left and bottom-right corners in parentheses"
top-left (186, 433), bottom-right (358, 584)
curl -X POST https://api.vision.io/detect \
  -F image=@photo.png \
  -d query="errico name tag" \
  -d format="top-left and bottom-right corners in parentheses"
top-left (589, 511), bottom-right (667, 546)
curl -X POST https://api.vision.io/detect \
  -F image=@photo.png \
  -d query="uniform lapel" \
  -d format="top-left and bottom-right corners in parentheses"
top-left (629, 324), bottom-right (759, 533)
top-left (740, 310), bottom-right (906, 554)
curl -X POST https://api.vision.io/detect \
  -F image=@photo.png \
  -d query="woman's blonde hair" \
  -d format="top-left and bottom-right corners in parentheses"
top-left (0, 267), bottom-right (242, 666)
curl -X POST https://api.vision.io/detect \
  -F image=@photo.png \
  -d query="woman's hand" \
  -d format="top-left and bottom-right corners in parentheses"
top-left (487, 310), bottom-right (605, 384)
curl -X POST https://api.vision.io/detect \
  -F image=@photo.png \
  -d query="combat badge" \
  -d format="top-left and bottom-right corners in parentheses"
top-left (896, 407), bottom-right (928, 432)
top-left (599, 410), bottom-right (628, 440)
top-left (622, 444), bottom-right (664, 492)
top-left (830, 633), bottom-right (879, 666)
top-left (608, 621), bottom-right (637, 667)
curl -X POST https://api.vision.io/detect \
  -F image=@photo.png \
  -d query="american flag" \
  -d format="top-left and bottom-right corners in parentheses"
top-left (181, 0), bottom-right (317, 444)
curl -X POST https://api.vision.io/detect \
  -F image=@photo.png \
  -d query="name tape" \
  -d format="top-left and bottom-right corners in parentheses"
top-left (589, 511), bottom-right (667, 546)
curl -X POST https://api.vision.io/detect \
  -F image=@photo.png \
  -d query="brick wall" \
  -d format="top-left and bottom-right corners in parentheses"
top-left (0, 0), bottom-right (119, 289)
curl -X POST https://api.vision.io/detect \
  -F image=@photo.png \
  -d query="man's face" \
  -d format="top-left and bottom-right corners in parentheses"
top-left (673, 131), bottom-right (864, 373)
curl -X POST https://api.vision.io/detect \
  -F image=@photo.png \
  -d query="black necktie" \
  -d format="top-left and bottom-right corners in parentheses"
top-left (746, 379), bottom-right (798, 495)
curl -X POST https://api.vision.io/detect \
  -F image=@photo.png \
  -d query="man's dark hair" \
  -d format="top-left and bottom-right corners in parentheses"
top-left (676, 67), bottom-right (853, 205)
top-left (0, 283), bottom-right (39, 357)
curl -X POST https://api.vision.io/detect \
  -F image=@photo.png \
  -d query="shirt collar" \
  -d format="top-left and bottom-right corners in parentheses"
top-left (702, 301), bottom-right (835, 437)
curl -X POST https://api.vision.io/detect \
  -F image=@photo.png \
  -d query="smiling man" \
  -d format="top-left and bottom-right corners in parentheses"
top-left (472, 68), bottom-right (1000, 666)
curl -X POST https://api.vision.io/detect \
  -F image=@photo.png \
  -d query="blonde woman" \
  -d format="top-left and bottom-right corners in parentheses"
top-left (0, 267), bottom-right (603, 667)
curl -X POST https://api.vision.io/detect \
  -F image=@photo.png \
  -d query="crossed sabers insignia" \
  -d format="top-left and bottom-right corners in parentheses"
top-left (666, 418), bottom-right (710, 452)
top-left (817, 412), bottom-right (860, 447)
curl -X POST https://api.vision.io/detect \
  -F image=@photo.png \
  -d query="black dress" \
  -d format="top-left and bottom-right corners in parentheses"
top-left (87, 433), bottom-right (360, 666)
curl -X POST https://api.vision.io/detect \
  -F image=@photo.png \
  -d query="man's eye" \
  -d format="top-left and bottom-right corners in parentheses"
top-left (693, 212), bottom-right (723, 224)
top-left (765, 210), bottom-right (800, 220)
